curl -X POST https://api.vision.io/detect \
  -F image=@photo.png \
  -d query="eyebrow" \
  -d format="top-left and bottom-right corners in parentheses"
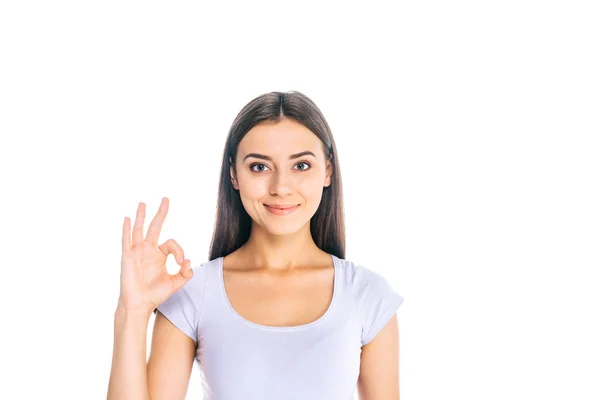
top-left (242, 150), bottom-right (317, 162)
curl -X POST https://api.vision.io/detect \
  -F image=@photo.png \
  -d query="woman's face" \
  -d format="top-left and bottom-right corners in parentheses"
top-left (230, 118), bottom-right (332, 236)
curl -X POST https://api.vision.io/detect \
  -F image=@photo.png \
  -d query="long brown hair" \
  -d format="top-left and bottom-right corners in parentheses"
top-left (208, 90), bottom-right (346, 261)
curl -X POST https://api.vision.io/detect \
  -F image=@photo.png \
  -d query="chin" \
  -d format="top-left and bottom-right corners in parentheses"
top-left (253, 215), bottom-right (310, 236)
top-left (263, 221), bottom-right (305, 236)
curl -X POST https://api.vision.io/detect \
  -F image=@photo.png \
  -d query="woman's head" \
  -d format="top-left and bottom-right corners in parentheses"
top-left (208, 91), bottom-right (345, 260)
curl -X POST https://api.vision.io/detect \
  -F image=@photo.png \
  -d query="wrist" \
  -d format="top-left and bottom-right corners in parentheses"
top-left (115, 302), bottom-right (153, 320)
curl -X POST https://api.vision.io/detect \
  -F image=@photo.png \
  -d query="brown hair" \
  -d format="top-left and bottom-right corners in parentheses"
top-left (208, 90), bottom-right (346, 261)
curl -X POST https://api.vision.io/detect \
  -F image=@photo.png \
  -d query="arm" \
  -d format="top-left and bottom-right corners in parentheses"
top-left (107, 306), bottom-right (153, 400)
top-left (109, 198), bottom-right (197, 399)
top-left (106, 307), bottom-right (196, 400)
top-left (147, 311), bottom-right (196, 399)
top-left (357, 314), bottom-right (400, 400)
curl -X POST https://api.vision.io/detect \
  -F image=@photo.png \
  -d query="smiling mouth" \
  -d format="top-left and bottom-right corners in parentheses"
top-left (264, 204), bottom-right (299, 210)
top-left (264, 204), bottom-right (300, 215)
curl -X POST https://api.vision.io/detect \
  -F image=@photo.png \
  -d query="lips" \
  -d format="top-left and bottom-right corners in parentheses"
top-left (264, 204), bottom-right (300, 216)
top-left (264, 204), bottom-right (299, 210)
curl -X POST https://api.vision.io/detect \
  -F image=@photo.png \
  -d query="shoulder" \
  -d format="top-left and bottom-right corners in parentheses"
top-left (158, 258), bottom-right (215, 311)
top-left (337, 257), bottom-right (392, 292)
top-left (182, 257), bottom-right (219, 288)
top-left (337, 257), bottom-right (401, 306)
top-left (338, 257), bottom-right (404, 346)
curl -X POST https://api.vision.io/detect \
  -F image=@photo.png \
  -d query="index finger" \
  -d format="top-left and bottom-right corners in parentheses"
top-left (145, 197), bottom-right (169, 245)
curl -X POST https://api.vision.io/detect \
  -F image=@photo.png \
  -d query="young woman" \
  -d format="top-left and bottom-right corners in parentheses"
top-left (107, 91), bottom-right (404, 400)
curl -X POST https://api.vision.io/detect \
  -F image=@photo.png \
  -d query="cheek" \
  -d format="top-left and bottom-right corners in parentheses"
top-left (299, 177), bottom-right (325, 201)
top-left (237, 172), bottom-right (263, 194)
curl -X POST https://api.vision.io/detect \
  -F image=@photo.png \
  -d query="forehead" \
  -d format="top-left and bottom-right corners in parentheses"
top-left (238, 119), bottom-right (322, 157)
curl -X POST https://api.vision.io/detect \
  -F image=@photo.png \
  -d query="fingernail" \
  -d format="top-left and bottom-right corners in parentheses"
top-left (178, 257), bottom-right (183, 264)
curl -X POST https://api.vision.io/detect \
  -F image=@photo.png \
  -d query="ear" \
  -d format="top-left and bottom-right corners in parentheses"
top-left (229, 157), bottom-right (239, 190)
top-left (324, 157), bottom-right (332, 187)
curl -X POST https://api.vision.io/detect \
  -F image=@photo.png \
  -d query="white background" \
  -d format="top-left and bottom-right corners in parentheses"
top-left (1, 1), bottom-right (598, 399)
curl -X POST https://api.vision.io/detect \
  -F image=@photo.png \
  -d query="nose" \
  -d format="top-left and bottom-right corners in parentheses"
top-left (269, 168), bottom-right (294, 196)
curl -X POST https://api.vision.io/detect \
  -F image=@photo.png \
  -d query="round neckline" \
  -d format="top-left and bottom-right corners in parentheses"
top-left (218, 253), bottom-right (339, 331)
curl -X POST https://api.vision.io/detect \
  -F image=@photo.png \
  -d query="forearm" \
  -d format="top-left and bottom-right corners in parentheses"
top-left (107, 306), bottom-right (153, 400)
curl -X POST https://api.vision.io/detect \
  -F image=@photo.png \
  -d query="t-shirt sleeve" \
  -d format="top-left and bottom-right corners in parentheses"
top-left (357, 266), bottom-right (404, 346)
top-left (154, 264), bottom-right (207, 344)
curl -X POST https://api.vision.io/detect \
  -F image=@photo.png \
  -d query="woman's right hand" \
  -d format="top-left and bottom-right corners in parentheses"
top-left (118, 197), bottom-right (193, 314)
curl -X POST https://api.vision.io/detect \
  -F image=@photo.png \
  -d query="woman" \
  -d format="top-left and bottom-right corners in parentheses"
top-left (107, 91), bottom-right (404, 400)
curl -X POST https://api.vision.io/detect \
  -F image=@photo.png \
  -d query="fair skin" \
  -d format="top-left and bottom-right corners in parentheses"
top-left (358, 315), bottom-right (400, 399)
top-left (227, 118), bottom-right (333, 271)
top-left (108, 197), bottom-right (196, 400)
top-left (107, 118), bottom-right (400, 399)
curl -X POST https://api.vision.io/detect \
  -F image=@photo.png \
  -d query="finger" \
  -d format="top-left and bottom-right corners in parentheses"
top-left (122, 216), bottom-right (131, 251)
top-left (171, 259), bottom-right (193, 290)
top-left (132, 202), bottom-right (145, 246)
top-left (158, 238), bottom-right (185, 265)
top-left (146, 197), bottom-right (168, 245)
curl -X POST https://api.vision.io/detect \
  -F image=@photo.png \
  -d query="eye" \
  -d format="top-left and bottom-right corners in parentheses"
top-left (249, 162), bottom-right (311, 173)
top-left (249, 163), bottom-right (270, 173)
top-left (294, 162), bottom-right (311, 171)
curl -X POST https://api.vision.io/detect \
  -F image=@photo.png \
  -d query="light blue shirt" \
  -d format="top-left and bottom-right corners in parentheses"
top-left (157, 253), bottom-right (404, 400)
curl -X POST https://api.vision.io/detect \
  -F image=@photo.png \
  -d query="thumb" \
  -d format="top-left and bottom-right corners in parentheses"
top-left (171, 259), bottom-right (193, 289)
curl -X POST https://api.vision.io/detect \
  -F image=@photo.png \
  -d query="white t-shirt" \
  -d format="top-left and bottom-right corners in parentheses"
top-left (156, 253), bottom-right (404, 400)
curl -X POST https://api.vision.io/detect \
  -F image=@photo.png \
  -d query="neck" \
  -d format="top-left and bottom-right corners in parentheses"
top-left (237, 224), bottom-right (324, 272)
